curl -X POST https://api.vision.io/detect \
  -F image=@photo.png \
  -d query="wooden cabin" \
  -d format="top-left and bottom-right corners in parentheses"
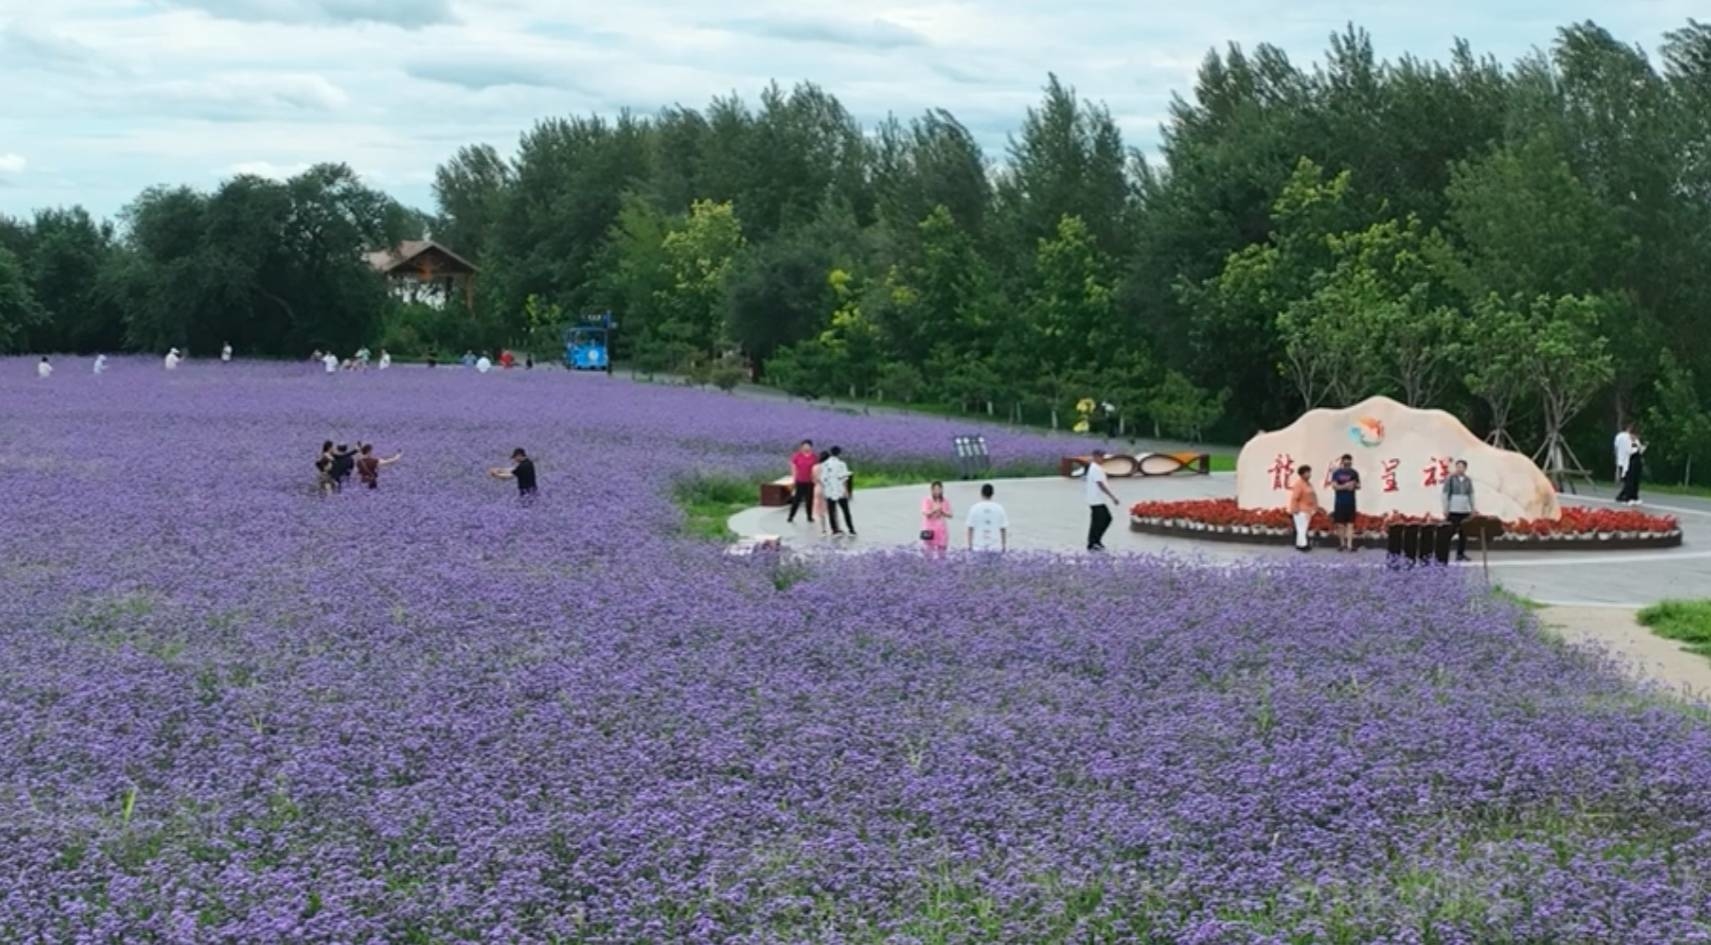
top-left (364, 239), bottom-right (477, 309)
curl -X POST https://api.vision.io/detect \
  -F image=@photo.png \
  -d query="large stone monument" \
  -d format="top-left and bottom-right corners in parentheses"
top-left (1237, 396), bottom-right (1561, 521)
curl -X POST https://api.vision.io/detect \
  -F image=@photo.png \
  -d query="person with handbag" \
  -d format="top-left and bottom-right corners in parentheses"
top-left (811, 450), bottom-right (831, 537)
top-left (920, 482), bottom-right (953, 556)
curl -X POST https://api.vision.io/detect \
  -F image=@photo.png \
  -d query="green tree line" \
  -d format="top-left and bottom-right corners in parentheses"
top-left (4, 21), bottom-right (1709, 481)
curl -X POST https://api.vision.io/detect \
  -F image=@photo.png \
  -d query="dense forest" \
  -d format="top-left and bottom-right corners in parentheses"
top-left (4, 21), bottom-right (1710, 480)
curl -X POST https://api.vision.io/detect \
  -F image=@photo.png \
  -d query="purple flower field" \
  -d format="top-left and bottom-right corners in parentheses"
top-left (4, 359), bottom-right (1711, 944)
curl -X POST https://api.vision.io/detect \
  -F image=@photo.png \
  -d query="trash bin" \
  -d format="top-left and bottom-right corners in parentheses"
top-left (1386, 523), bottom-right (1455, 565)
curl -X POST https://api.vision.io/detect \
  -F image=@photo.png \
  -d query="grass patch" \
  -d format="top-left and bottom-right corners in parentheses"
top-left (674, 477), bottom-right (756, 540)
top-left (1490, 585), bottom-right (1544, 611)
top-left (1638, 599), bottom-right (1711, 658)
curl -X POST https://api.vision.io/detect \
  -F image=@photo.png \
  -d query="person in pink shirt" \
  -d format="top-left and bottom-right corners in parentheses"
top-left (786, 439), bottom-right (817, 525)
top-left (920, 481), bottom-right (952, 556)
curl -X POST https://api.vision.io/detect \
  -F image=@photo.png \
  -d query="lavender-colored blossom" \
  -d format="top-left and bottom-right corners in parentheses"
top-left (1, 358), bottom-right (1708, 943)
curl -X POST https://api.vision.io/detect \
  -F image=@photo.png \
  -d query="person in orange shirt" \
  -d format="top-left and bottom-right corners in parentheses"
top-left (1287, 463), bottom-right (1319, 552)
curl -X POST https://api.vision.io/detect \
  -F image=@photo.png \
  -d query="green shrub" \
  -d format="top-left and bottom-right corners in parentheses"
top-left (1638, 599), bottom-right (1711, 657)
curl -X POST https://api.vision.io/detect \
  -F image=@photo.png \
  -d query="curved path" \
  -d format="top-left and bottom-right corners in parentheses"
top-left (730, 473), bottom-right (1708, 608)
top-left (731, 473), bottom-right (1711, 697)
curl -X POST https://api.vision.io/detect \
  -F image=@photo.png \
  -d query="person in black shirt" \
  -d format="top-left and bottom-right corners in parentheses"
top-left (1329, 453), bottom-right (1362, 552)
top-left (328, 443), bottom-right (358, 492)
top-left (489, 448), bottom-right (537, 497)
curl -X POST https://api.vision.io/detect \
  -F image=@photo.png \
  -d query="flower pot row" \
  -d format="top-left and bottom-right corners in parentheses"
top-left (1127, 499), bottom-right (1683, 552)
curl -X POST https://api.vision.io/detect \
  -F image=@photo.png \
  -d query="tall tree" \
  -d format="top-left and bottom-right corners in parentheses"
top-left (431, 143), bottom-right (513, 262)
top-left (488, 114), bottom-right (651, 334)
top-left (996, 75), bottom-right (1135, 267)
top-left (872, 110), bottom-right (991, 244)
top-left (20, 207), bottom-right (125, 353)
top-left (0, 246), bottom-right (43, 353)
top-left (655, 200), bottom-right (744, 355)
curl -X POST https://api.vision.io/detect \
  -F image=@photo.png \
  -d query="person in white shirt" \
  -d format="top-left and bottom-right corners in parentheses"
top-left (475, 355), bottom-right (493, 374)
top-left (1614, 423), bottom-right (1634, 484)
top-left (966, 483), bottom-right (1009, 552)
top-left (36, 356), bottom-right (52, 379)
top-left (322, 353), bottom-right (338, 374)
top-left (819, 446), bottom-right (854, 537)
top-left (355, 346), bottom-right (370, 368)
top-left (164, 348), bottom-right (181, 371)
top-left (1615, 426), bottom-right (1646, 505)
top-left (220, 342), bottom-right (233, 363)
top-left (1084, 448), bottom-right (1121, 551)
top-left (92, 354), bottom-right (107, 375)
top-left (378, 349), bottom-right (391, 370)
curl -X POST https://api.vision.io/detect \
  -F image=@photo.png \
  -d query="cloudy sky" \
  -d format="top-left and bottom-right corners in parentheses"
top-left (0, 0), bottom-right (1698, 219)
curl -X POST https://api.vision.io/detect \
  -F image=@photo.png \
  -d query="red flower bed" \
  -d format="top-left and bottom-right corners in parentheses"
top-left (1129, 498), bottom-right (1680, 540)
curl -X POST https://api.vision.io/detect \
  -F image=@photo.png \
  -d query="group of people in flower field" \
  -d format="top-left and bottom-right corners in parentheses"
top-left (33, 344), bottom-right (546, 377)
top-left (35, 342), bottom-right (238, 376)
top-left (312, 441), bottom-right (537, 498)
top-left (1287, 453), bottom-right (1480, 560)
top-left (308, 440), bottom-right (535, 498)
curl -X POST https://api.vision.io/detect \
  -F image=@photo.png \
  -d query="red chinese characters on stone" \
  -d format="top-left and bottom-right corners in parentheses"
top-left (1381, 459), bottom-right (1401, 493)
top-left (1422, 457), bottom-right (1452, 488)
top-left (1269, 453), bottom-right (1295, 490)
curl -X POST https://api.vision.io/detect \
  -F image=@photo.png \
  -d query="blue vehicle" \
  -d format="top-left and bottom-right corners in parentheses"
top-left (564, 311), bottom-right (615, 372)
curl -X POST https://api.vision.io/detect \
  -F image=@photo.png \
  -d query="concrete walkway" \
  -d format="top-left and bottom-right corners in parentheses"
top-left (1541, 605), bottom-right (1711, 701)
top-left (731, 474), bottom-right (1711, 697)
top-left (730, 473), bottom-right (1709, 608)
top-left (735, 472), bottom-right (1711, 701)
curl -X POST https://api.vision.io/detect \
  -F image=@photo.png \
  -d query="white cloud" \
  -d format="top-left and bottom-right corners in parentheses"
top-left (0, 0), bottom-right (1697, 219)
top-left (151, 74), bottom-right (351, 116)
top-left (160, 0), bottom-right (456, 29)
top-left (713, 14), bottom-right (930, 49)
top-left (228, 160), bottom-right (312, 180)
top-left (0, 154), bottom-right (26, 175)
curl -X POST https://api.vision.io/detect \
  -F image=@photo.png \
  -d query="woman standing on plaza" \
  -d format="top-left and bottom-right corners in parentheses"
top-left (920, 481), bottom-right (953, 556)
top-left (1287, 464), bottom-right (1319, 552)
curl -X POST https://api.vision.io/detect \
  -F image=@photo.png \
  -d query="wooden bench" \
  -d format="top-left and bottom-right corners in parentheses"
top-left (1060, 451), bottom-right (1211, 478)
top-left (1140, 451), bottom-right (1211, 476)
top-left (760, 476), bottom-right (795, 507)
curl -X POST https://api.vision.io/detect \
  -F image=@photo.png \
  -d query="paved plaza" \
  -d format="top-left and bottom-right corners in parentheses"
top-left (730, 472), bottom-right (1711, 609)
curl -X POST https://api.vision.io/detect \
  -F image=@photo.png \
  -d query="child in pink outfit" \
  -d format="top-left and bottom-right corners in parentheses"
top-left (920, 482), bottom-right (953, 556)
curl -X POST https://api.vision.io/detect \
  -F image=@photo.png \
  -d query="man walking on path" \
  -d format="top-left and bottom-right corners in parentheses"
top-left (820, 446), bottom-right (854, 537)
top-left (967, 483), bottom-right (1009, 553)
top-left (1084, 449), bottom-right (1121, 551)
top-left (786, 440), bottom-right (817, 525)
top-left (1442, 459), bottom-right (1477, 562)
top-left (1614, 423), bottom-right (1634, 485)
top-left (1615, 429), bottom-right (1646, 505)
